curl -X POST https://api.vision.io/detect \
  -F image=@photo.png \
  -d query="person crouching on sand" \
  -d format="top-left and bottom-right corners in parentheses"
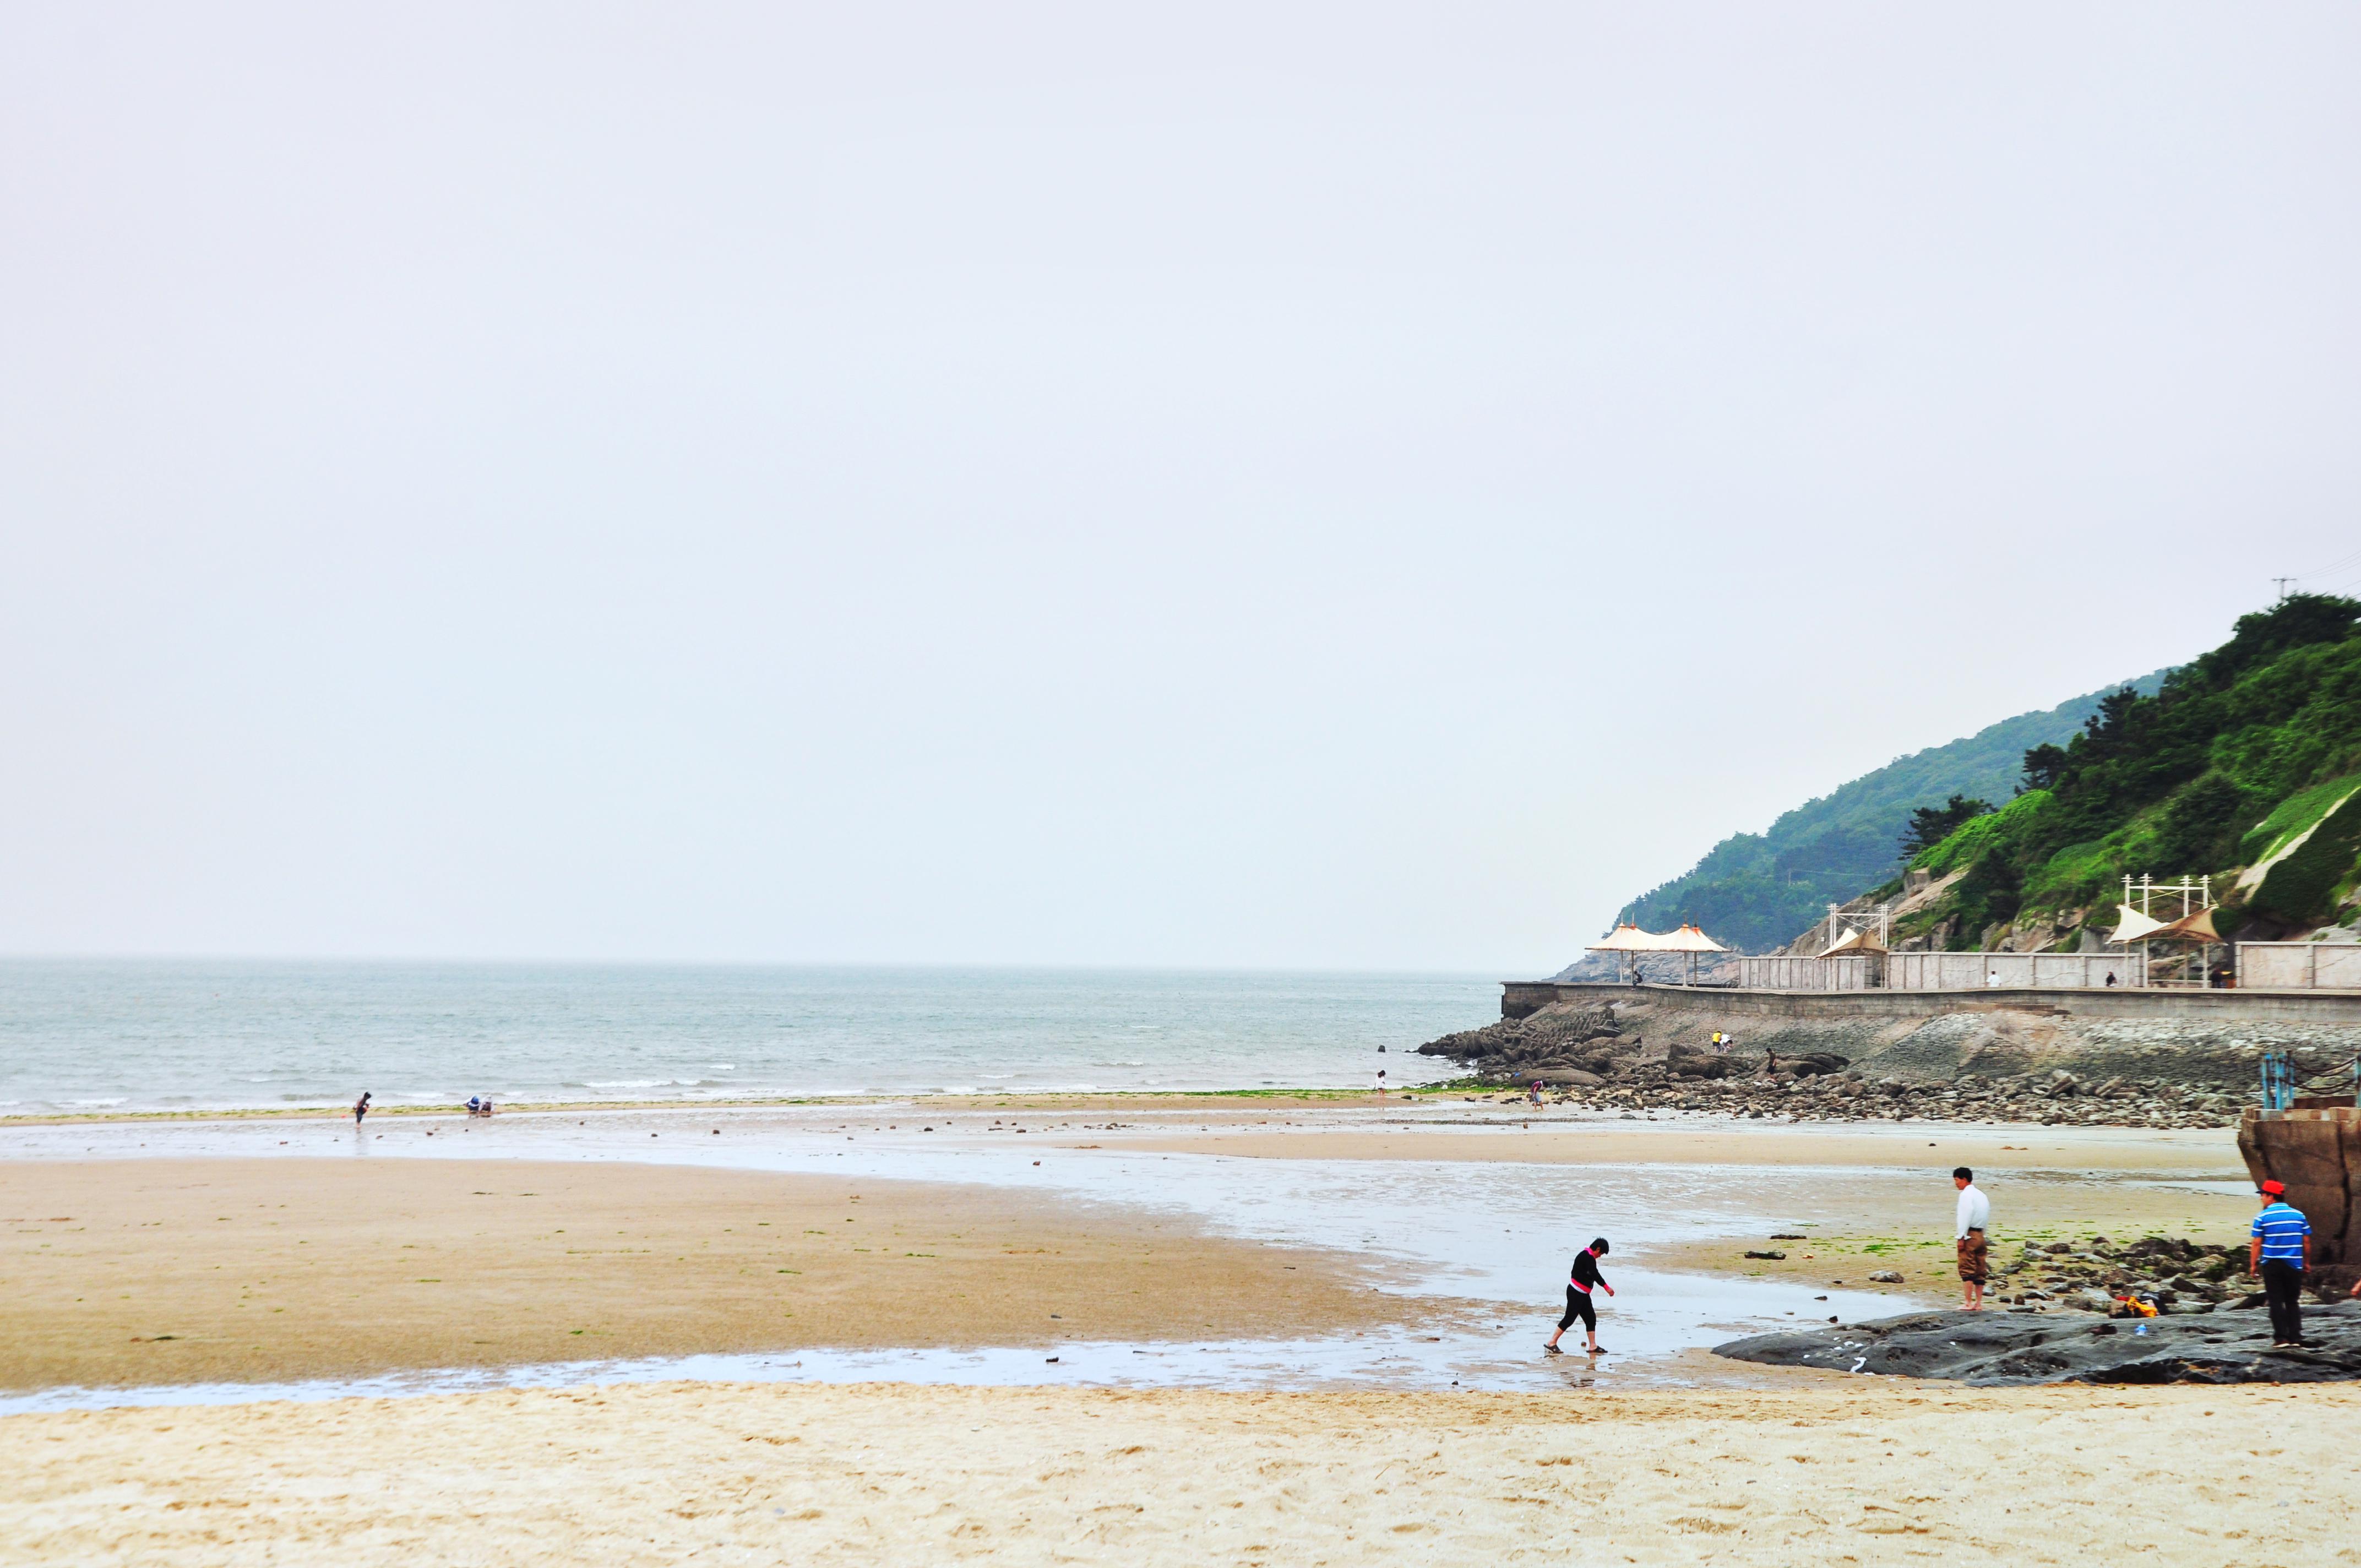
top-left (1544, 1238), bottom-right (1613, 1356)
top-left (1954, 1166), bottom-right (1990, 1310)
top-left (354, 1091), bottom-right (371, 1125)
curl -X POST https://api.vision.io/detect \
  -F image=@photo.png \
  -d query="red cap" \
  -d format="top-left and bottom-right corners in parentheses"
top-left (2261, 1180), bottom-right (2287, 1196)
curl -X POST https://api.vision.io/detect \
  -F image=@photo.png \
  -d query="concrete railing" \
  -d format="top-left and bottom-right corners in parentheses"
top-left (1732, 951), bottom-right (2140, 991)
top-left (1734, 956), bottom-right (1879, 990)
top-left (2238, 943), bottom-right (2361, 992)
top-left (1887, 951), bottom-right (2139, 991)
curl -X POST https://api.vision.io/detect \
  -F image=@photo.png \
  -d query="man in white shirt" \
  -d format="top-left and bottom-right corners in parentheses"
top-left (1953, 1167), bottom-right (1992, 1310)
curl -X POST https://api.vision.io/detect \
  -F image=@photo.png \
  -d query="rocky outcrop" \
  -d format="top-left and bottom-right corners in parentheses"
top-left (1716, 1300), bottom-right (2361, 1384)
top-left (1416, 992), bottom-right (2286, 1127)
top-left (1425, 984), bottom-right (2360, 1125)
top-left (1965, 1230), bottom-right (2336, 1312)
top-left (2238, 1106), bottom-right (2361, 1265)
top-left (1417, 1000), bottom-right (1625, 1080)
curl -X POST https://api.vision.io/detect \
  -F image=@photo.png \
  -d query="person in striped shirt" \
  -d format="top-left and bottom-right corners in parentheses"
top-left (2248, 1180), bottom-right (2311, 1349)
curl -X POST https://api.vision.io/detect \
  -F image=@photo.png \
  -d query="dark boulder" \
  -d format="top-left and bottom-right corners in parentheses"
top-left (1764, 1050), bottom-right (1849, 1078)
top-left (1714, 1302), bottom-right (2361, 1385)
top-left (2309, 1262), bottom-right (2361, 1304)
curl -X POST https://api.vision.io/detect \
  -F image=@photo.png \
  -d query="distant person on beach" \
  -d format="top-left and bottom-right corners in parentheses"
top-left (468, 1096), bottom-right (482, 1116)
top-left (2250, 1180), bottom-right (2311, 1348)
top-left (1374, 1069), bottom-right (1386, 1099)
top-left (1528, 1080), bottom-right (1544, 1107)
top-left (2105, 971), bottom-right (2118, 987)
top-left (1954, 1167), bottom-right (1990, 1309)
top-left (353, 1091), bottom-right (371, 1125)
top-left (1985, 968), bottom-right (2001, 988)
top-left (1544, 1238), bottom-right (1613, 1356)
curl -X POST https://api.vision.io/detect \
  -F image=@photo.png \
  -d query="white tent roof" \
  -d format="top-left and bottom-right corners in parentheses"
top-left (1587, 922), bottom-right (1728, 953)
top-left (2109, 903), bottom-right (2172, 944)
top-left (1656, 923), bottom-right (1728, 953)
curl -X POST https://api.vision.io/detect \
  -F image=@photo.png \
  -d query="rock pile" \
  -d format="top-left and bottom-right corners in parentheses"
top-left (1974, 1232), bottom-right (2361, 1313)
top-left (1716, 1300), bottom-right (2361, 1384)
top-left (1417, 1000), bottom-right (2245, 1128)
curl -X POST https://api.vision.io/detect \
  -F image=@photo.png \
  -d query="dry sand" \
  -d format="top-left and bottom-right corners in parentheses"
top-left (0, 1159), bottom-right (1425, 1391)
top-left (3, 1379), bottom-right (2352, 1566)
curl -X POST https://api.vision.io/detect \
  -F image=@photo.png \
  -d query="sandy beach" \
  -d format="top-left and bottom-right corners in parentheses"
top-left (0, 1105), bottom-right (2262, 1386)
top-left (0, 1156), bottom-right (1423, 1391)
top-left (4, 1378), bottom-right (2351, 1566)
top-left (2, 1102), bottom-right (2337, 1564)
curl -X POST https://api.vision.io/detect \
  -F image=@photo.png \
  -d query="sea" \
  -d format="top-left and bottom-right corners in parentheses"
top-left (0, 960), bottom-right (1499, 1116)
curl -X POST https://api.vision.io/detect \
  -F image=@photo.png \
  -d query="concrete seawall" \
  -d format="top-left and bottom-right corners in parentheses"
top-left (1485, 981), bottom-right (2361, 1088)
top-left (1501, 981), bottom-right (2361, 1027)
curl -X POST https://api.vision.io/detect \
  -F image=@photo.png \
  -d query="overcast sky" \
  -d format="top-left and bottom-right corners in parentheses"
top-left (2, 6), bottom-right (2357, 970)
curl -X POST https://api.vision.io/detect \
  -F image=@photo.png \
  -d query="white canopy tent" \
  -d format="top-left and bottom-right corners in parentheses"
top-left (1585, 923), bottom-right (1656, 984)
top-left (2125, 902), bottom-right (2228, 987)
top-left (1815, 927), bottom-right (1890, 960)
top-left (1588, 922), bottom-right (1727, 985)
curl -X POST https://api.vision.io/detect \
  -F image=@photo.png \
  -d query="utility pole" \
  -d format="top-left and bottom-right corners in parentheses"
top-left (2272, 577), bottom-right (2297, 601)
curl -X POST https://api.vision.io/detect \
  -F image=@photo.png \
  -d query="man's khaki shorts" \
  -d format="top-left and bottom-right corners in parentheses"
top-left (1956, 1228), bottom-right (1989, 1283)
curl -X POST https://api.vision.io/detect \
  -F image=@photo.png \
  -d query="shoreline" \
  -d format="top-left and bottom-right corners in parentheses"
top-left (0, 1079), bottom-right (2259, 1129)
top-left (0, 1085), bottom-right (1478, 1126)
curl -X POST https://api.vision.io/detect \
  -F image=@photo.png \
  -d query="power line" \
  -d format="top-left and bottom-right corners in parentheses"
top-left (2287, 543), bottom-right (2361, 586)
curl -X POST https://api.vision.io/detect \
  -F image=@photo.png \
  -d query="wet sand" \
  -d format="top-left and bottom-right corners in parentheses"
top-left (1, 1110), bottom-right (2266, 1388)
top-left (0, 1159), bottom-right (1422, 1391)
top-left (2, 1109), bottom-right (2335, 1561)
top-left (0, 1087), bottom-right (1445, 1126)
top-left (1091, 1118), bottom-right (2260, 1298)
top-left (1104, 1119), bottom-right (2247, 1172)
top-left (3, 1379), bottom-right (2350, 1566)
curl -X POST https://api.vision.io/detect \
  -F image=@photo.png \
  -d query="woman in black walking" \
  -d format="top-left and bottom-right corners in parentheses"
top-left (1544, 1237), bottom-right (1613, 1356)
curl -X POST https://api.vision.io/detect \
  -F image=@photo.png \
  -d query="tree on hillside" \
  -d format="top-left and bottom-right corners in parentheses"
top-left (1898, 794), bottom-right (1994, 864)
top-left (2083, 687), bottom-right (2140, 745)
top-left (2020, 743), bottom-right (2069, 793)
top-left (2017, 595), bottom-right (2361, 842)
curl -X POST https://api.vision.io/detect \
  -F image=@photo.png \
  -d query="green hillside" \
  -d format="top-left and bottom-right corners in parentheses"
top-left (1614, 671), bottom-right (2170, 952)
top-left (1897, 594), bottom-right (2361, 950)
